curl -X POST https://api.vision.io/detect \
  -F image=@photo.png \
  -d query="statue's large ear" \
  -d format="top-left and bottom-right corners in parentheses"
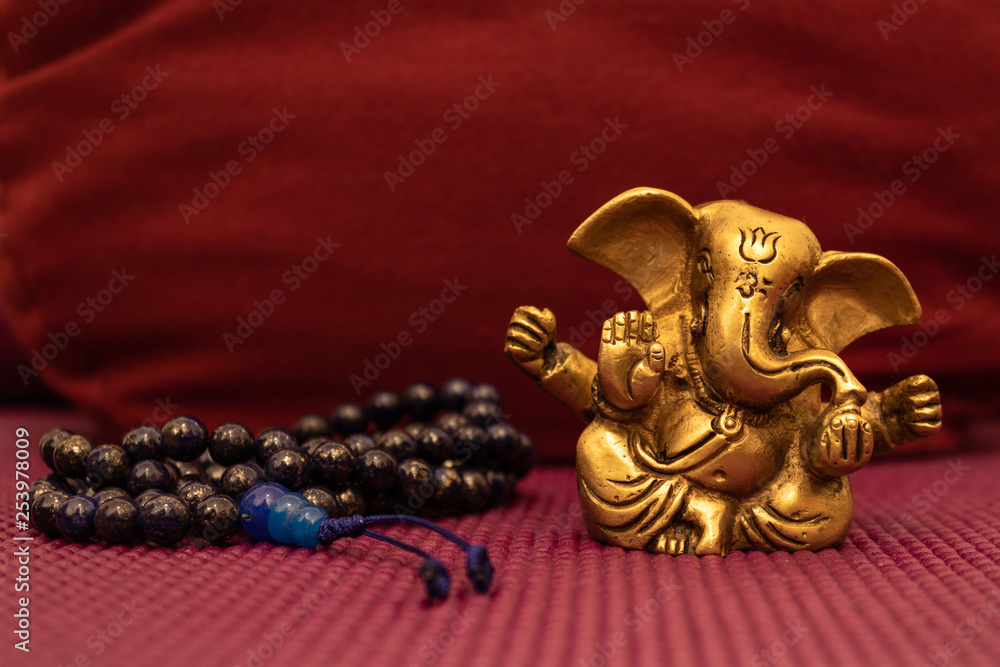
top-left (795, 251), bottom-right (921, 354)
top-left (567, 188), bottom-right (699, 322)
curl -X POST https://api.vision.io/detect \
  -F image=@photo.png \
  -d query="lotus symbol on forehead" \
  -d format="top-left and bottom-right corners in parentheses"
top-left (739, 227), bottom-right (780, 264)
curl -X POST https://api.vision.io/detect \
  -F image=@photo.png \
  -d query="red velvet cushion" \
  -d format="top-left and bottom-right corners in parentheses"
top-left (1, 1), bottom-right (996, 458)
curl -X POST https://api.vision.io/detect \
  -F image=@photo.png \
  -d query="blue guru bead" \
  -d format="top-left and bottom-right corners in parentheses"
top-left (289, 505), bottom-right (328, 548)
top-left (239, 483), bottom-right (289, 541)
top-left (267, 492), bottom-right (309, 544)
top-left (254, 482), bottom-right (290, 494)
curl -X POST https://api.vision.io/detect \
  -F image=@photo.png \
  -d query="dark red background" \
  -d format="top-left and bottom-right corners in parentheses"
top-left (1, 0), bottom-right (998, 459)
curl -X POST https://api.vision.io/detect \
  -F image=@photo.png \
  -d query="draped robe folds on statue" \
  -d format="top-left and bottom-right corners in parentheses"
top-left (576, 376), bottom-right (852, 553)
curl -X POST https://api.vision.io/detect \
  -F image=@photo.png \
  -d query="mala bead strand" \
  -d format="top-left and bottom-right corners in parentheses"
top-left (28, 379), bottom-right (533, 550)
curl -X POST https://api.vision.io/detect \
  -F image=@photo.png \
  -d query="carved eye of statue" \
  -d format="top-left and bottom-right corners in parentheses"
top-left (783, 276), bottom-right (804, 305)
top-left (695, 250), bottom-right (714, 284)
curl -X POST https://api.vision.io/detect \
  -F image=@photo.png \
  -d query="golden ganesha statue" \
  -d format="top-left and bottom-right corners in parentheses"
top-left (505, 188), bottom-right (942, 556)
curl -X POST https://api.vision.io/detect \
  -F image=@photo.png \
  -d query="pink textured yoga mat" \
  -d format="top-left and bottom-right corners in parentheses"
top-left (3, 448), bottom-right (1000, 667)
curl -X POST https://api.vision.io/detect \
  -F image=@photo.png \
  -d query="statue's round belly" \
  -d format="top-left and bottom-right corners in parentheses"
top-left (685, 430), bottom-right (785, 497)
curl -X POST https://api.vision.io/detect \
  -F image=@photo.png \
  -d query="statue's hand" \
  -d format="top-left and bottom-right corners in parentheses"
top-left (598, 310), bottom-right (665, 410)
top-left (505, 306), bottom-right (557, 381)
top-left (808, 405), bottom-right (874, 478)
top-left (879, 374), bottom-right (942, 446)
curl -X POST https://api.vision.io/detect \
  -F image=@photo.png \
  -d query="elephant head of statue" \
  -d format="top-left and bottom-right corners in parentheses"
top-left (568, 187), bottom-right (921, 412)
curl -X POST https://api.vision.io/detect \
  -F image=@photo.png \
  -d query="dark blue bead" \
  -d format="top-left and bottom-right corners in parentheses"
top-left (398, 459), bottom-right (435, 514)
top-left (27, 480), bottom-right (59, 510)
top-left (366, 391), bottom-right (402, 431)
top-left (31, 490), bottom-right (69, 537)
top-left (293, 414), bottom-right (330, 443)
top-left (85, 445), bottom-right (130, 489)
top-left (453, 425), bottom-right (489, 465)
top-left (53, 435), bottom-right (94, 478)
top-left (135, 488), bottom-right (166, 508)
top-left (39, 428), bottom-right (71, 471)
top-left (121, 426), bottom-right (163, 462)
top-left (376, 430), bottom-right (418, 461)
top-left (265, 450), bottom-right (311, 490)
top-left (93, 487), bottom-right (130, 505)
top-left (416, 428), bottom-right (453, 463)
top-left (175, 473), bottom-right (208, 493)
top-left (354, 449), bottom-right (398, 494)
top-left (177, 481), bottom-right (215, 512)
top-left (433, 467), bottom-right (464, 512)
top-left (127, 460), bottom-right (171, 496)
top-left (220, 462), bottom-right (264, 502)
top-left (486, 423), bottom-right (520, 463)
top-left (299, 486), bottom-right (337, 516)
top-left (139, 495), bottom-right (191, 545)
top-left (239, 483), bottom-right (288, 541)
top-left (161, 416), bottom-right (209, 462)
top-left (331, 485), bottom-right (366, 517)
top-left (259, 425), bottom-right (293, 437)
top-left (462, 401), bottom-right (503, 429)
top-left (469, 383), bottom-right (502, 406)
top-left (301, 437), bottom-right (329, 459)
top-left (461, 470), bottom-right (490, 513)
top-left (94, 497), bottom-right (143, 545)
top-left (311, 441), bottom-right (355, 486)
top-left (330, 404), bottom-right (367, 437)
top-left (485, 470), bottom-right (515, 507)
top-left (193, 494), bottom-right (240, 544)
top-left (440, 378), bottom-right (473, 412)
top-left (209, 422), bottom-right (256, 466)
top-left (435, 413), bottom-right (469, 437)
top-left (255, 429), bottom-right (300, 466)
top-left (267, 492), bottom-right (309, 543)
top-left (289, 505), bottom-right (327, 548)
top-left (344, 434), bottom-right (377, 458)
top-left (403, 422), bottom-right (425, 440)
top-left (402, 382), bottom-right (439, 422)
top-left (56, 495), bottom-right (98, 541)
